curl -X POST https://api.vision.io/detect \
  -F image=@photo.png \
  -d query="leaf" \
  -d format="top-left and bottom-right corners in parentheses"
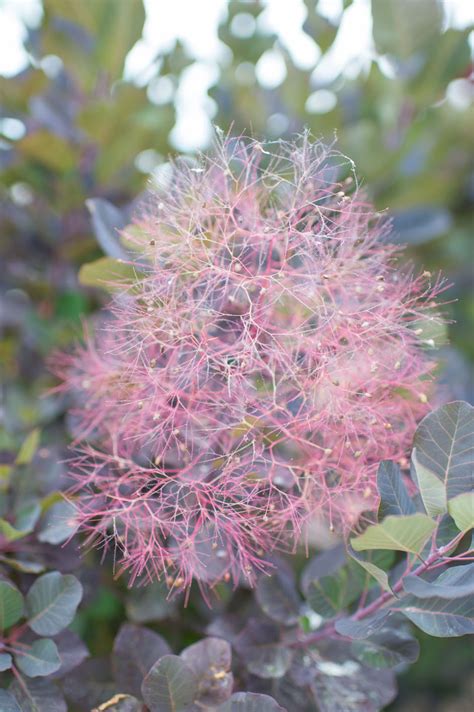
top-left (300, 544), bottom-right (346, 596)
top-left (217, 692), bottom-right (286, 711)
top-left (351, 628), bottom-right (419, 669)
top-left (255, 570), bottom-right (301, 625)
top-left (86, 198), bottom-right (129, 259)
top-left (181, 637), bottom-right (233, 707)
top-left (0, 652), bottom-right (13, 671)
top-left (26, 572), bottom-right (83, 636)
top-left (15, 638), bottom-right (61, 678)
top-left (414, 401), bottom-right (473, 500)
top-left (377, 460), bottom-right (415, 518)
top-left (351, 514), bottom-right (436, 554)
top-left (412, 449), bottom-right (447, 517)
top-left (112, 623), bottom-right (170, 698)
top-left (9, 677), bottom-right (67, 712)
top-left (15, 429), bottom-right (40, 465)
top-left (234, 619), bottom-right (293, 679)
top-left (37, 501), bottom-right (77, 545)
top-left (403, 563), bottom-right (474, 599)
top-left (0, 580), bottom-right (24, 630)
top-left (307, 566), bottom-right (362, 619)
top-left (0, 518), bottom-right (29, 542)
top-left (15, 500), bottom-right (42, 533)
top-left (334, 610), bottom-right (391, 640)
top-left (0, 690), bottom-right (21, 712)
top-left (448, 492), bottom-right (474, 533)
top-left (394, 594), bottom-right (474, 637)
top-left (45, 629), bottom-right (89, 680)
top-left (347, 546), bottom-right (394, 592)
top-left (310, 639), bottom-right (397, 712)
top-left (78, 257), bottom-right (142, 292)
top-left (141, 655), bottom-right (198, 712)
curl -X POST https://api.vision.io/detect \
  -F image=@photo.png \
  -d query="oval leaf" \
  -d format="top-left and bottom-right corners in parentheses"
top-left (26, 572), bottom-right (83, 636)
top-left (181, 637), bottom-right (233, 707)
top-left (141, 655), bottom-right (198, 712)
top-left (15, 638), bottom-right (61, 678)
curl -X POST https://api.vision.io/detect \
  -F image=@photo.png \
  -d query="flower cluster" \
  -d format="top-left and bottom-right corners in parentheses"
top-left (55, 136), bottom-right (443, 592)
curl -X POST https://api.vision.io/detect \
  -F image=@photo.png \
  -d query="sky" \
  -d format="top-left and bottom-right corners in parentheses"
top-left (0, 0), bottom-right (473, 151)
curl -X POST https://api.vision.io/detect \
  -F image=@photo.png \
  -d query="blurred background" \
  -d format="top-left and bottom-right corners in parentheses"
top-left (0, 1), bottom-right (473, 709)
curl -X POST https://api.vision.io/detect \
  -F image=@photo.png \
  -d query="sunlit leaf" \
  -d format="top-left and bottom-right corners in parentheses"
top-left (351, 514), bottom-right (436, 554)
top-left (448, 492), bottom-right (474, 533)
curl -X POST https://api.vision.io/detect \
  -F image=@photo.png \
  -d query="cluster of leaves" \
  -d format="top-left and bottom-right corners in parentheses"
top-left (2, 401), bottom-right (470, 711)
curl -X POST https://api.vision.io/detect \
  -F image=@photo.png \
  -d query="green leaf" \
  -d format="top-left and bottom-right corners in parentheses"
top-left (448, 492), bottom-right (474, 533)
top-left (394, 594), bottom-right (474, 637)
top-left (0, 518), bottom-right (29, 542)
top-left (9, 677), bottom-right (67, 712)
top-left (0, 580), bottom-right (24, 630)
top-left (377, 460), bottom-right (415, 518)
top-left (403, 563), bottom-right (474, 599)
top-left (0, 652), bottom-right (13, 671)
top-left (351, 628), bottom-right (420, 669)
top-left (351, 514), bottom-right (436, 554)
top-left (412, 449), bottom-right (447, 516)
top-left (347, 546), bottom-right (394, 592)
top-left (26, 572), bottom-right (83, 636)
top-left (307, 566), bottom-right (362, 618)
top-left (141, 655), bottom-right (198, 712)
top-left (78, 257), bottom-right (142, 292)
top-left (15, 639), bottom-right (61, 678)
top-left (414, 401), bottom-right (473, 500)
top-left (15, 429), bottom-right (40, 465)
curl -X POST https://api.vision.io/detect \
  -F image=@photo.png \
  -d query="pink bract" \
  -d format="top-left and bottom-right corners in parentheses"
top-left (54, 136), bottom-right (443, 592)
